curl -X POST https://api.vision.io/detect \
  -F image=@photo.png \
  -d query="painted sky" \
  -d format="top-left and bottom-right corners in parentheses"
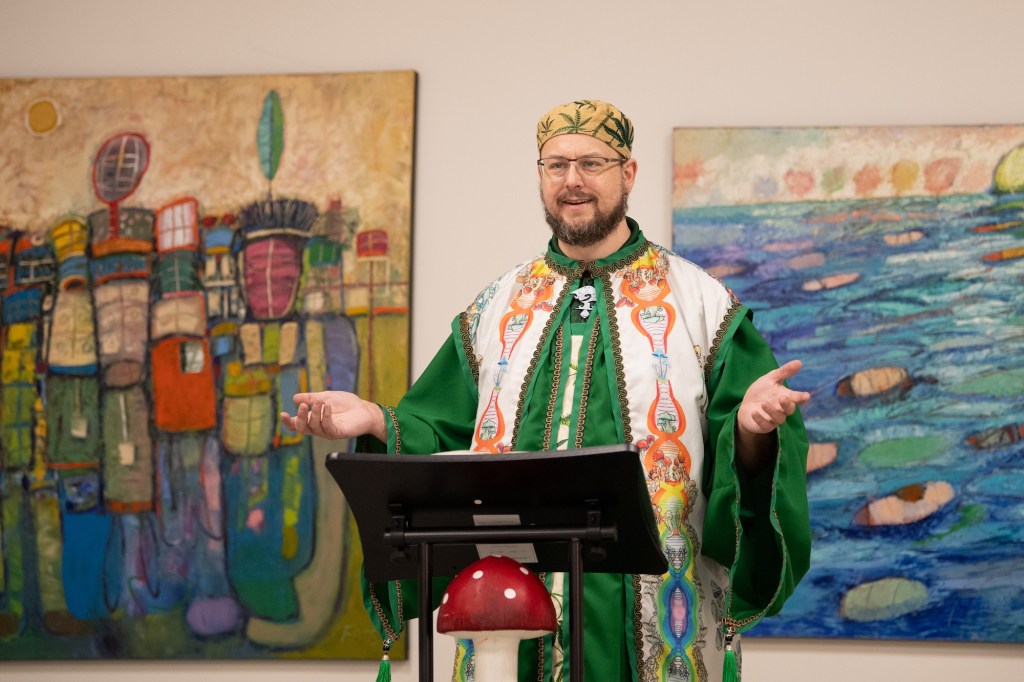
top-left (0, 72), bottom-right (414, 275)
top-left (672, 126), bottom-right (1024, 208)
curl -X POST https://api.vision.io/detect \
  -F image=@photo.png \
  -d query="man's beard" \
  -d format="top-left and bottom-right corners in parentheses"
top-left (543, 189), bottom-right (629, 248)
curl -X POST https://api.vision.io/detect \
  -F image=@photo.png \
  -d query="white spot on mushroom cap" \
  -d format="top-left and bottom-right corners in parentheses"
top-left (442, 593), bottom-right (449, 604)
top-left (473, 570), bottom-right (484, 579)
top-left (504, 588), bottom-right (517, 600)
top-left (519, 567), bottom-right (529, 575)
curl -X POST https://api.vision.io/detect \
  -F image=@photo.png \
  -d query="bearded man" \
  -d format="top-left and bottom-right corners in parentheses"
top-left (281, 100), bottom-right (811, 682)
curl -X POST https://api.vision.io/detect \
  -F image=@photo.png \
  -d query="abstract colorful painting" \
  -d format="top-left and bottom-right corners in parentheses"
top-left (0, 71), bottom-right (414, 659)
top-left (672, 126), bottom-right (1024, 642)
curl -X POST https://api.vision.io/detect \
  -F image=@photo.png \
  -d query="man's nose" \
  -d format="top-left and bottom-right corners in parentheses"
top-left (563, 161), bottom-right (584, 186)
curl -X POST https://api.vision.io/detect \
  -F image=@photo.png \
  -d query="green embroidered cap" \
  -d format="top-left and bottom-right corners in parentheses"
top-left (536, 99), bottom-right (635, 158)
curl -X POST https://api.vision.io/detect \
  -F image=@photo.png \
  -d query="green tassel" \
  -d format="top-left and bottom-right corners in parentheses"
top-left (375, 653), bottom-right (392, 682)
top-left (722, 635), bottom-right (739, 682)
top-left (376, 640), bottom-right (394, 682)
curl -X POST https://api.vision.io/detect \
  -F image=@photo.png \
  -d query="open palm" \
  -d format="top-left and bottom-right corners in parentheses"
top-left (279, 391), bottom-right (386, 441)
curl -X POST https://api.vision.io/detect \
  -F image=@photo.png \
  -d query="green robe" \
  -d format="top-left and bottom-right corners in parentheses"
top-left (363, 220), bottom-right (810, 681)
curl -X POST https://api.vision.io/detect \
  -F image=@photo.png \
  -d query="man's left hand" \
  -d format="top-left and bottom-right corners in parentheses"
top-left (738, 359), bottom-right (810, 435)
top-left (735, 360), bottom-right (811, 475)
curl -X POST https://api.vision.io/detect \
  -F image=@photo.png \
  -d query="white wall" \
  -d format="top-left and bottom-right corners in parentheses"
top-left (2, 0), bottom-right (1023, 679)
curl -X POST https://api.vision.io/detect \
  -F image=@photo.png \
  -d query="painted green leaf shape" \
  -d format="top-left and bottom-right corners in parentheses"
top-left (257, 90), bottom-right (284, 182)
top-left (841, 577), bottom-right (928, 622)
top-left (950, 368), bottom-right (1024, 398)
top-left (857, 436), bottom-right (946, 468)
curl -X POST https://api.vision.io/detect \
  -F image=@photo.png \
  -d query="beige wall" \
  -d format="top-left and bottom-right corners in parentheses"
top-left (2, 0), bottom-right (1023, 679)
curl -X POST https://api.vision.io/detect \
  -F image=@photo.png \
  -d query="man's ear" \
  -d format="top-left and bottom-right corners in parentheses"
top-left (623, 157), bottom-right (638, 191)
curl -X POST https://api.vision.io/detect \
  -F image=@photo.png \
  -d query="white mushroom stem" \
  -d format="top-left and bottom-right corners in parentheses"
top-left (447, 630), bottom-right (548, 682)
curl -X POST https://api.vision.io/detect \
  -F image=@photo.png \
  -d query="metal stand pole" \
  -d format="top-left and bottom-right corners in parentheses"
top-left (419, 542), bottom-right (433, 682)
top-left (569, 538), bottom-right (584, 682)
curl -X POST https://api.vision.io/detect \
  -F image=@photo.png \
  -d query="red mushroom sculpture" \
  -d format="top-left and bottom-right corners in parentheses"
top-left (436, 555), bottom-right (557, 682)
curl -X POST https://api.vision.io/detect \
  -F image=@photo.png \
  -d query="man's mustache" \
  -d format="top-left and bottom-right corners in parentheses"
top-left (558, 191), bottom-right (596, 203)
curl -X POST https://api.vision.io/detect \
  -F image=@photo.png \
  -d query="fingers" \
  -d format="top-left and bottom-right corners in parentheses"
top-left (305, 401), bottom-right (329, 438)
top-left (279, 398), bottom-right (313, 435)
top-left (749, 409), bottom-right (771, 432)
top-left (767, 360), bottom-right (812, 405)
top-left (770, 393), bottom-right (809, 419)
top-left (293, 392), bottom-right (320, 406)
top-left (320, 400), bottom-right (339, 438)
top-left (777, 394), bottom-right (804, 416)
top-left (280, 402), bottom-right (315, 435)
top-left (295, 401), bottom-right (312, 434)
top-left (772, 359), bottom-right (803, 381)
top-left (740, 360), bottom-right (812, 435)
top-left (768, 400), bottom-right (791, 422)
top-left (283, 394), bottom-right (350, 441)
top-left (744, 405), bottom-right (777, 434)
top-left (747, 396), bottom-right (795, 432)
top-left (760, 403), bottom-right (786, 428)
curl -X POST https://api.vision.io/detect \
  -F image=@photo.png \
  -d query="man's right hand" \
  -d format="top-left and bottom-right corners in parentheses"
top-left (279, 391), bottom-right (387, 442)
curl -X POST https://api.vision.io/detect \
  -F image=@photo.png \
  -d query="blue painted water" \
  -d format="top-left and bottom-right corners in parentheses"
top-left (673, 193), bottom-right (1024, 642)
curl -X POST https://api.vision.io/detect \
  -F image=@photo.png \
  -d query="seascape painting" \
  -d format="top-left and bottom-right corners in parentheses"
top-left (672, 126), bottom-right (1024, 642)
top-left (0, 71), bottom-right (414, 659)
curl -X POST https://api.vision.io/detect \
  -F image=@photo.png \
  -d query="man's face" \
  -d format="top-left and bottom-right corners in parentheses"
top-left (538, 134), bottom-right (637, 249)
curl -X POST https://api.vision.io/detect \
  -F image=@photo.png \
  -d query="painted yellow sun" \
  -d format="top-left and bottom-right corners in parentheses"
top-left (25, 97), bottom-right (61, 135)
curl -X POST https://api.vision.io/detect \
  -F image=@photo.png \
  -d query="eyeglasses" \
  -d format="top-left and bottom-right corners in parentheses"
top-left (537, 156), bottom-right (625, 179)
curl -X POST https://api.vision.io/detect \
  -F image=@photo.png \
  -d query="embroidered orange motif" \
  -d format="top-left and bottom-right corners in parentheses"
top-left (620, 250), bottom-right (692, 477)
top-left (473, 261), bottom-right (556, 453)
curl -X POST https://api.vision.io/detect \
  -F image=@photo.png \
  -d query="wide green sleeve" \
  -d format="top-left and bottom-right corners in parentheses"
top-left (701, 310), bottom-right (811, 630)
top-left (360, 326), bottom-right (480, 646)
top-left (362, 327), bottom-right (479, 455)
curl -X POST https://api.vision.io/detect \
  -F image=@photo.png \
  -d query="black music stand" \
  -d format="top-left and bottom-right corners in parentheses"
top-left (325, 443), bottom-right (667, 682)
